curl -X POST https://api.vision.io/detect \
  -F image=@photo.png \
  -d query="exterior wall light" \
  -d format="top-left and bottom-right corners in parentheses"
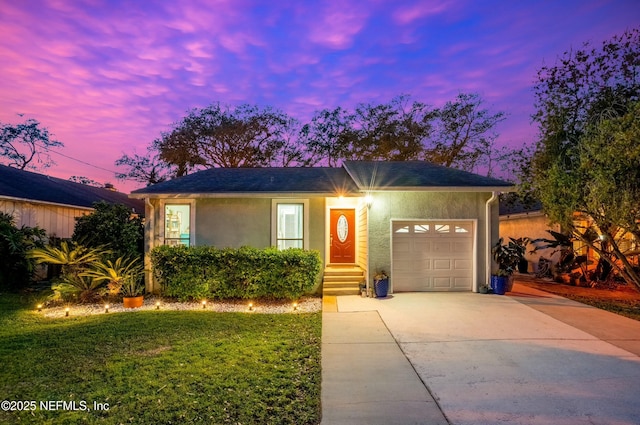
top-left (365, 195), bottom-right (373, 208)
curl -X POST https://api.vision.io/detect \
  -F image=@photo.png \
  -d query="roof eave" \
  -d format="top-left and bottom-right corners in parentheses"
top-left (129, 191), bottom-right (363, 199)
top-left (0, 194), bottom-right (96, 211)
top-left (365, 185), bottom-right (516, 192)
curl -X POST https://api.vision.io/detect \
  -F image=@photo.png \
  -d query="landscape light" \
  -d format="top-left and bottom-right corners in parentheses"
top-left (65, 307), bottom-right (70, 317)
top-left (202, 300), bottom-right (207, 309)
top-left (105, 304), bottom-right (110, 313)
top-left (248, 302), bottom-right (254, 311)
top-left (156, 301), bottom-right (160, 310)
top-left (293, 302), bottom-right (298, 311)
top-left (37, 304), bottom-right (42, 312)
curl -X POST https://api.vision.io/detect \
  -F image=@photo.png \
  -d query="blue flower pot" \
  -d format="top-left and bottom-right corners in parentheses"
top-left (491, 275), bottom-right (507, 295)
top-left (374, 278), bottom-right (389, 298)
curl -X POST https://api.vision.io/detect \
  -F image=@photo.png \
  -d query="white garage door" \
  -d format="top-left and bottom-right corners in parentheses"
top-left (392, 221), bottom-right (474, 292)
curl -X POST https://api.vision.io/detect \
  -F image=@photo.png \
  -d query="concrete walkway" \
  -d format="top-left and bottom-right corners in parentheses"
top-left (322, 284), bottom-right (640, 425)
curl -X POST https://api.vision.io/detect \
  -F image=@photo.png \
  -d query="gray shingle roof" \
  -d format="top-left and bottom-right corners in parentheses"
top-left (131, 167), bottom-right (360, 196)
top-left (343, 161), bottom-right (513, 190)
top-left (130, 161), bottom-right (513, 197)
top-left (0, 165), bottom-right (144, 214)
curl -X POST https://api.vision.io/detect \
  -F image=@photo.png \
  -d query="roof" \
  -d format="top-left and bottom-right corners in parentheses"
top-left (0, 164), bottom-right (145, 214)
top-left (130, 161), bottom-right (513, 198)
top-left (131, 167), bottom-right (360, 197)
top-left (343, 161), bottom-right (513, 190)
top-left (499, 199), bottom-right (543, 216)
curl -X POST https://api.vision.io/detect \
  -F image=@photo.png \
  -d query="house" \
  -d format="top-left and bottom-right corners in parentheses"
top-left (130, 161), bottom-right (513, 294)
top-left (499, 200), bottom-right (560, 273)
top-left (0, 164), bottom-right (144, 239)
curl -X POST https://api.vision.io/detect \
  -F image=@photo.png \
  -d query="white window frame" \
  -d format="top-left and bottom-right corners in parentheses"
top-left (160, 200), bottom-right (196, 247)
top-left (271, 199), bottom-right (309, 250)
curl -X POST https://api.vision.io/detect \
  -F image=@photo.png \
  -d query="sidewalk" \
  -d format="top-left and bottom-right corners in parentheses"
top-left (321, 296), bottom-right (449, 425)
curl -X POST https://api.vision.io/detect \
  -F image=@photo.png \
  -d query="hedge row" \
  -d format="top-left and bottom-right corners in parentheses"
top-left (151, 245), bottom-right (322, 301)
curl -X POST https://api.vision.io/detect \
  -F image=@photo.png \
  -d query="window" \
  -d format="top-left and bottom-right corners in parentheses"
top-left (276, 203), bottom-right (303, 249)
top-left (435, 224), bottom-right (450, 233)
top-left (165, 204), bottom-right (190, 246)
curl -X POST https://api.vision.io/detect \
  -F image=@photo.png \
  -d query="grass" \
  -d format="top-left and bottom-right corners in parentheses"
top-left (550, 294), bottom-right (640, 322)
top-left (0, 293), bottom-right (321, 424)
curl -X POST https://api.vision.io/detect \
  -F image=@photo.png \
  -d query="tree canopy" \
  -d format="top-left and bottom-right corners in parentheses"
top-left (529, 28), bottom-right (640, 288)
top-left (116, 93), bottom-right (508, 185)
top-left (0, 117), bottom-right (63, 170)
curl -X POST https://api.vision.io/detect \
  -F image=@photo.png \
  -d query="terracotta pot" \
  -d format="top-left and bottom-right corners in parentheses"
top-left (123, 295), bottom-right (144, 308)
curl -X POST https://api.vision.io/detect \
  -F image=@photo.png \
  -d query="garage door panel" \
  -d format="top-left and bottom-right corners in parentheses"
top-left (453, 277), bottom-right (472, 289)
top-left (392, 221), bottom-right (473, 292)
top-left (433, 259), bottom-right (451, 270)
top-left (454, 259), bottom-right (472, 271)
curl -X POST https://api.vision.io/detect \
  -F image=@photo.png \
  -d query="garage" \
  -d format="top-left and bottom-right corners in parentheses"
top-left (392, 220), bottom-right (474, 292)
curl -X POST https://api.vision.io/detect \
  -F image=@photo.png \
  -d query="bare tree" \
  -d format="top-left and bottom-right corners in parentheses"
top-left (0, 116), bottom-right (63, 170)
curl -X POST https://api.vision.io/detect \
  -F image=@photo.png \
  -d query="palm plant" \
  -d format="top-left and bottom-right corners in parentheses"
top-left (83, 256), bottom-right (143, 297)
top-left (29, 242), bottom-right (108, 302)
top-left (52, 274), bottom-right (107, 303)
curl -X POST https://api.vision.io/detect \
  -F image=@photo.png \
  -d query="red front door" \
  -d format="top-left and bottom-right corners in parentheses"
top-left (330, 209), bottom-right (355, 263)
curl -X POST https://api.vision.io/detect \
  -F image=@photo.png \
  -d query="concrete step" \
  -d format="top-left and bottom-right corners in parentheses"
top-left (323, 269), bottom-right (364, 277)
top-left (324, 280), bottom-right (361, 288)
top-left (322, 265), bottom-right (365, 296)
top-left (322, 287), bottom-right (361, 296)
top-left (323, 275), bottom-right (364, 282)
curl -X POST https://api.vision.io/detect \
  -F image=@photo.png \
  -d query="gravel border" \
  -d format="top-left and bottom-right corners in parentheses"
top-left (40, 296), bottom-right (321, 318)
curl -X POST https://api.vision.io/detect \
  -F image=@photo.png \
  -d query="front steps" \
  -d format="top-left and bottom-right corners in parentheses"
top-left (322, 265), bottom-right (365, 296)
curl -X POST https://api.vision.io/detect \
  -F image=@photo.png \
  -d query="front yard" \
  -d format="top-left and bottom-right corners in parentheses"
top-left (0, 294), bottom-right (321, 424)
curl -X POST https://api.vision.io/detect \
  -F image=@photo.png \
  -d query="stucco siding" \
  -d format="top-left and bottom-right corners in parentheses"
top-left (196, 198), bottom-right (271, 248)
top-left (500, 213), bottom-right (561, 272)
top-left (367, 191), bottom-right (494, 290)
top-left (307, 198), bottom-right (326, 264)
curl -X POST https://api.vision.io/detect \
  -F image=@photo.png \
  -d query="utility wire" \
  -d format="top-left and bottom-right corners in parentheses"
top-left (38, 142), bottom-right (123, 176)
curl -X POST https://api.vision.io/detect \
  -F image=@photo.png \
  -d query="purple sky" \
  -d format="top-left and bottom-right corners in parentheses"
top-left (1, 0), bottom-right (638, 193)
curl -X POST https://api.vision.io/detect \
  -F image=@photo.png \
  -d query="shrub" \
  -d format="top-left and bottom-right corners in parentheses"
top-left (29, 242), bottom-right (109, 302)
top-left (72, 201), bottom-right (143, 262)
top-left (0, 213), bottom-right (46, 291)
top-left (151, 245), bottom-right (322, 301)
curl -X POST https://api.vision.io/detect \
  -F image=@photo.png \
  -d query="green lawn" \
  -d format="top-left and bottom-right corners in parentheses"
top-left (0, 294), bottom-right (321, 424)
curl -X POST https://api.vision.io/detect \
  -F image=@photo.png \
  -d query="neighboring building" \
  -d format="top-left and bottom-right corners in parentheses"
top-left (499, 200), bottom-right (560, 273)
top-left (130, 161), bottom-right (513, 294)
top-left (0, 164), bottom-right (144, 239)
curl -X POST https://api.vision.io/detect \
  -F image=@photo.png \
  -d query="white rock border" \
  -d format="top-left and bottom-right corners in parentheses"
top-left (40, 296), bottom-right (321, 318)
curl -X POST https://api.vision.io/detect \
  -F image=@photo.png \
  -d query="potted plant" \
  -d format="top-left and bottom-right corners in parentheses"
top-left (373, 270), bottom-right (389, 298)
top-left (510, 237), bottom-right (531, 273)
top-left (121, 276), bottom-right (145, 308)
top-left (83, 256), bottom-right (144, 308)
top-left (491, 238), bottom-right (520, 294)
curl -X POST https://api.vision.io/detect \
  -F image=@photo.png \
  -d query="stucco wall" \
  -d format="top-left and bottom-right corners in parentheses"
top-left (196, 198), bottom-right (271, 248)
top-left (367, 191), bottom-right (496, 290)
top-left (499, 213), bottom-right (561, 272)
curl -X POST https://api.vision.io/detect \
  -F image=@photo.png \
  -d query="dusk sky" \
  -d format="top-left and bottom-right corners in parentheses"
top-left (1, 0), bottom-right (638, 193)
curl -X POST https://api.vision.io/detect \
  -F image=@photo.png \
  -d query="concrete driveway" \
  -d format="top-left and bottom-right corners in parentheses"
top-left (335, 284), bottom-right (640, 425)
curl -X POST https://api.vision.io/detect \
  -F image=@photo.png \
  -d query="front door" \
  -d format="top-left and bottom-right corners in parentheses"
top-left (330, 209), bottom-right (355, 263)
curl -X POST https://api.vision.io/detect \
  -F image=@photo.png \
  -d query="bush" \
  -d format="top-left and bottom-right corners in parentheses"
top-left (72, 201), bottom-right (143, 262)
top-left (151, 245), bottom-right (322, 301)
top-left (0, 213), bottom-right (46, 291)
